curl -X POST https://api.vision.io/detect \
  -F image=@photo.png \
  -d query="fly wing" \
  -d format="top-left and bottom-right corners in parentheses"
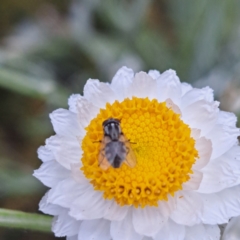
top-left (99, 154), bottom-right (111, 170)
top-left (98, 136), bottom-right (111, 170)
top-left (119, 134), bottom-right (137, 168)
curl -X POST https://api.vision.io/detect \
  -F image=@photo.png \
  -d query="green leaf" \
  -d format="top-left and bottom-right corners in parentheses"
top-left (0, 67), bottom-right (69, 106)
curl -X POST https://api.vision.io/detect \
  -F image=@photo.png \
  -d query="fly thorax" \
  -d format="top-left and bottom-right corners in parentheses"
top-left (104, 122), bottom-right (121, 140)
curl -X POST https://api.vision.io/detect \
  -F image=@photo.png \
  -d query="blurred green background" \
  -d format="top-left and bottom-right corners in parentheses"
top-left (0, 0), bottom-right (240, 239)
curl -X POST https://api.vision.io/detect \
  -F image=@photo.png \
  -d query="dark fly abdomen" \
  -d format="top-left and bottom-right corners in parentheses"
top-left (113, 155), bottom-right (122, 168)
top-left (105, 141), bottom-right (127, 167)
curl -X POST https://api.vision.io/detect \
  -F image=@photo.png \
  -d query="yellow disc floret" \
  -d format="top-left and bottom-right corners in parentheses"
top-left (81, 97), bottom-right (198, 208)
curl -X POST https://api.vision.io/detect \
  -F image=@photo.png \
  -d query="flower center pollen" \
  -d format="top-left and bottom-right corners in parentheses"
top-left (81, 97), bottom-right (198, 208)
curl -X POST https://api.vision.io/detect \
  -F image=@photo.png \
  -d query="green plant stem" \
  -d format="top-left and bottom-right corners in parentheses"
top-left (0, 208), bottom-right (52, 233)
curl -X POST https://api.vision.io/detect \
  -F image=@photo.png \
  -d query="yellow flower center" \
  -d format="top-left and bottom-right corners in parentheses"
top-left (81, 97), bottom-right (198, 208)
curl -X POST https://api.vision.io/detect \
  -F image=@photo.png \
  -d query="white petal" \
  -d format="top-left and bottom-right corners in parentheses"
top-left (68, 94), bottom-right (82, 113)
top-left (222, 216), bottom-right (240, 240)
top-left (181, 87), bottom-right (214, 109)
top-left (50, 109), bottom-right (84, 137)
top-left (110, 66), bottom-right (134, 101)
top-left (71, 163), bottom-right (90, 185)
top-left (182, 170), bottom-right (203, 191)
top-left (181, 100), bottom-right (219, 136)
top-left (156, 69), bottom-right (182, 105)
top-left (33, 160), bottom-right (70, 188)
top-left (205, 124), bottom-right (239, 160)
top-left (78, 219), bottom-right (111, 240)
top-left (37, 146), bottom-right (54, 162)
top-left (201, 185), bottom-right (240, 224)
top-left (83, 79), bottom-right (116, 108)
top-left (204, 225), bottom-right (221, 240)
top-left (67, 235), bottom-right (78, 240)
top-left (201, 193), bottom-right (226, 224)
top-left (181, 82), bottom-right (193, 96)
top-left (76, 97), bottom-right (99, 130)
top-left (39, 191), bottom-right (65, 215)
top-left (133, 206), bottom-right (167, 237)
top-left (148, 70), bottom-right (160, 79)
top-left (157, 195), bottom-right (176, 217)
top-left (46, 135), bottom-right (82, 170)
top-left (198, 145), bottom-right (240, 193)
top-left (166, 98), bottom-right (182, 115)
top-left (170, 191), bottom-right (202, 226)
top-left (47, 177), bottom-right (90, 208)
top-left (103, 200), bottom-right (129, 221)
top-left (127, 72), bottom-right (157, 99)
top-left (190, 128), bottom-right (201, 139)
top-left (193, 137), bottom-right (212, 170)
top-left (69, 188), bottom-right (110, 220)
top-left (217, 110), bottom-right (237, 127)
top-left (185, 224), bottom-right (220, 240)
top-left (110, 210), bottom-right (143, 240)
top-left (153, 220), bottom-right (185, 240)
top-left (52, 209), bottom-right (81, 237)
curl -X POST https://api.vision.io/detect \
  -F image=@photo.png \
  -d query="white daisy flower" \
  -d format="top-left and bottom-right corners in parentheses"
top-left (34, 67), bottom-right (240, 240)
